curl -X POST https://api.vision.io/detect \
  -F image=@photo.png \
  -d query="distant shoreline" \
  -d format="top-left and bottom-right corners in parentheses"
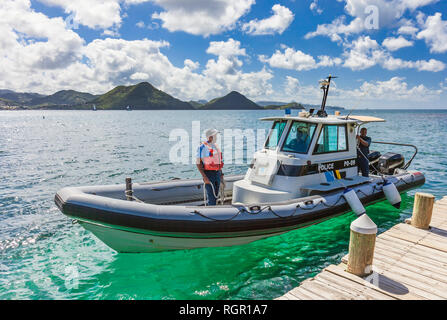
top-left (1, 107), bottom-right (446, 111)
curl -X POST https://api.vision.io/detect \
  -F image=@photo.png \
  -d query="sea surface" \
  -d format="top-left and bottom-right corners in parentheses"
top-left (0, 109), bottom-right (446, 300)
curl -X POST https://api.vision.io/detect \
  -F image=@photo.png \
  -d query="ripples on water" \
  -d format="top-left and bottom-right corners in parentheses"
top-left (0, 109), bottom-right (446, 299)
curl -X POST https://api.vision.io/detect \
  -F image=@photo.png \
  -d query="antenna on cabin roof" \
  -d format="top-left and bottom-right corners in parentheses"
top-left (317, 75), bottom-right (337, 117)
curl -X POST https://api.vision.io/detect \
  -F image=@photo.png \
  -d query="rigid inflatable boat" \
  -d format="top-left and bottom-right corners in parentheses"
top-left (55, 76), bottom-right (425, 253)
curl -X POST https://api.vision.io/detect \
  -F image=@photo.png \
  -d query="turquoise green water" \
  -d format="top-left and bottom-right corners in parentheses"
top-left (0, 109), bottom-right (446, 299)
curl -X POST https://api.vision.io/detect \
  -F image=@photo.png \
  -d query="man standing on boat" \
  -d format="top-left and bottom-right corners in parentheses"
top-left (357, 127), bottom-right (372, 177)
top-left (196, 129), bottom-right (224, 205)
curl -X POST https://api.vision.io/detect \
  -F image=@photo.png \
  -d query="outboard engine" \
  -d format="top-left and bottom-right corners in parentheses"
top-left (378, 152), bottom-right (405, 175)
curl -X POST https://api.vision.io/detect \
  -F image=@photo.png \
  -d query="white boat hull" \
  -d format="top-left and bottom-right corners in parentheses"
top-left (81, 221), bottom-right (288, 253)
top-left (55, 171), bottom-right (425, 253)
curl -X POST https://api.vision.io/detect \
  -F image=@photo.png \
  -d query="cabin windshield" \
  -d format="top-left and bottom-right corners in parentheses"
top-left (265, 120), bottom-right (287, 150)
top-left (282, 121), bottom-right (317, 154)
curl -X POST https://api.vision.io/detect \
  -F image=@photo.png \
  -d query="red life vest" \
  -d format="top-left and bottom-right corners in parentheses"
top-left (202, 141), bottom-right (223, 171)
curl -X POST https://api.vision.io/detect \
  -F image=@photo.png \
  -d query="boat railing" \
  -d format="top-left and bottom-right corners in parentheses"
top-left (371, 141), bottom-right (418, 170)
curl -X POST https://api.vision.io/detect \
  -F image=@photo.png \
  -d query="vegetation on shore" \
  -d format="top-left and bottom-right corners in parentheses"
top-left (0, 82), bottom-right (344, 111)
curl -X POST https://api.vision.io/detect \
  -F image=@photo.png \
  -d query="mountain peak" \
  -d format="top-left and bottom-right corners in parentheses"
top-left (91, 82), bottom-right (193, 110)
top-left (134, 82), bottom-right (155, 89)
top-left (203, 91), bottom-right (261, 110)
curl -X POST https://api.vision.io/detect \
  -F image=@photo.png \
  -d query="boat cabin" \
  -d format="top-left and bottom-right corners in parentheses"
top-left (232, 112), bottom-right (385, 205)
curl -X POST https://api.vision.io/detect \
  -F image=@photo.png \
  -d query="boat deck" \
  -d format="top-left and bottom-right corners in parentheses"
top-left (276, 196), bottom-right (447, 300)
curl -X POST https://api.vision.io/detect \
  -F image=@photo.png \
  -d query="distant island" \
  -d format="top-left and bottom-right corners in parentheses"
top-left (0, 82), bottom-right (344, 111)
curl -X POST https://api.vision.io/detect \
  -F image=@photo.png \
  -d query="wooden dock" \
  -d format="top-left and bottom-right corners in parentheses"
top-left (276, 195), bottom-right (447, 300)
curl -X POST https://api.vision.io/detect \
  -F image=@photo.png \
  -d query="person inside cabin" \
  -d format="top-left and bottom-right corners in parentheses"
top-left (284, 127), bottom-right (309, 153)
top-left (357, 127), bottom-right (372, 177)
top-left (196, 129), bottom-right (224, 206)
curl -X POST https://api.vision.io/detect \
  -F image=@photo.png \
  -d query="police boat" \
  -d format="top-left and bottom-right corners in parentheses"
top-left (54, 76), bottom-right (425, 253)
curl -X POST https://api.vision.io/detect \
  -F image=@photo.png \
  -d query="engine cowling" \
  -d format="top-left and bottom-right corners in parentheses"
top-left (378, 152), bottom-right (404, 175)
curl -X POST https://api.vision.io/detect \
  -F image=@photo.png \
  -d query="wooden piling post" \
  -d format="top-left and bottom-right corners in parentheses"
top-left (125, 177), bottom-right (133, 201)
top-left (346, 214), bottom-right (377, 277)
top-left (411, 192), bottom-right (434, 229)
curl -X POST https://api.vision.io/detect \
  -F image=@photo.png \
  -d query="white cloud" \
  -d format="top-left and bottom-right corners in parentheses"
top-left (306, 0), bottom-right (439, 42)
top-left (317, 55), bottom-right (343, 67)
top-left (38, 0), bottom-right (257, 36)
top-left (2, 0), bottom-right (445, 108)
top-left (397, 25), bottom-right (419, 36)
top-left (417, 12), bottom-right (447, 53)
top-left (351, 76), bottom-right (442, 102)
top-left (0, 4), bottom-right (272, 102)
top-left (204, 39), bottom-right (273, 98)
top-left (102, 28), bottom-right (121, 37)
top-left (304, 16), bottom-right (364, 42)
top-left (343, 36), bottom-right (381, 70)
top-left (343, 0), bottom-right (439, 27)
top-left (278, 76), bottom-right (444, 108)
top-left (259, 47), bottom-right (342, 71)
top-left (381, 57), bottom-right (445, 72)
top-left (130, 72), bottom-right (149, 80)
top-left (285, 76), bottom-right (300, 97)
top-left (206, 38), bottom-right (246, 57)
top-left (242, 4), bottom-right (294, 35)
top-left (382, 36), bottom-right (413, 51)
top-left (38, 0), bottom-right (122, 30)
top-left (343, 35), bottom-right (445, 71)
top-left (79, 38), bottom-right (272, 100)
top-left (135, 19), bottom-right (160, 30)
top-left (259, 47), bottom-right (317, 71)
top-left (259, 36), bottom-right (443, 73)
top-left (151, 0), bottom-right (254, 37)
top-left (183, 59), bottom-right (200, 71)
top-left (0, 0), bottom-right (84, 73)
top-left (310, 0), bottom-right (323, 14)
top-left (441, 78), bottom-right (447, 90)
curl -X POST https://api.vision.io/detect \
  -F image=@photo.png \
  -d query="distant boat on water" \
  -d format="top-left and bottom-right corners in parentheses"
top-left (126, 105), bottom-right (132, 111)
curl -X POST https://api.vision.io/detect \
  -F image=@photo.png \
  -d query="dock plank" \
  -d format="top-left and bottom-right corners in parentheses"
top-left (326, 264), bottom-right (424, 300)
top-left (299, 279), bottom-right (356, 300)
top-left (374, 243), bottom-right (447, 273)
top-left (378, 234), bottom-right (447, 264)
top-left (372, 254), bottom-right (447, 286)
top-left (315, 271), bottom-right (395, 300)
top-left (275, 196), bottom-right (447, 300)
top-left (289, 285), bottom-right (327, 300)
top-left (374, 267), bottom-right (447, 299)
top-left (286, 288), bottom-right (314, 300)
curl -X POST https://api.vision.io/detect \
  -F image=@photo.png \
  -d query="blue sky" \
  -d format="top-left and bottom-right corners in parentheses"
top-left (1, 0), bottom-right (447, 108)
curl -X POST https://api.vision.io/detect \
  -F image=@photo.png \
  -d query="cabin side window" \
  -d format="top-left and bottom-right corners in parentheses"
top-left (265, 120), bottom-right (287, 150)
top-left (313, 124), bottom-right (348, 154)
top-left (281, 121), bottom-right (317, 154)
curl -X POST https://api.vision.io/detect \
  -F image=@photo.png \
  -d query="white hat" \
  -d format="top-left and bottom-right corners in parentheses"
top-left (205, 128), bottom-right (219, 138)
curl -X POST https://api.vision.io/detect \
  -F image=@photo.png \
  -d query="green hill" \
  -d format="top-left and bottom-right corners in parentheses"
top-left (29, 90), bottom-right (97, 107)
top-left (202, 91), bottom-right (261, 110)
top-left (263, 102), bottom-right (305, 110)
top-left (0, 97), bottom-right (19, 106)
top-left (188, 100), bottom-right (204, 109)
top-left (0, 90), bottom-right (44, 104)
top-left (90, 82), bottom-right (193, 110)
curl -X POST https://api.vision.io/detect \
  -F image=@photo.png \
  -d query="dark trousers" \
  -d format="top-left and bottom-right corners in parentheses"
top-left (204, 170), bottom-right (221, 205)
top-left (358, 155), bottom-right (369, 177)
